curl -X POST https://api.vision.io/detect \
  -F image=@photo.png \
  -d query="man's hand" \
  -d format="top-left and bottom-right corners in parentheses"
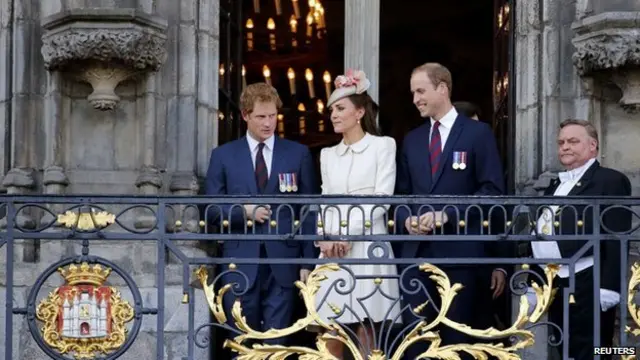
top-left (405, 216), bottom-right (423, 234)
top-left (491, 269), bottom-right (506, 299)
top-left (244, 205), bottom-right (271, 223)
top-left (299, 269), bottom-right (311, 283)
top-left (419, 211), bottom-right (449, 231)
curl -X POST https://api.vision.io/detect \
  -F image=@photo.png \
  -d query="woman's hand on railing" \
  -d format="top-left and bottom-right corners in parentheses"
top-left (318, 241), bottom-right (337, 257)
top-left (318, 241), bottom-right (351, 258)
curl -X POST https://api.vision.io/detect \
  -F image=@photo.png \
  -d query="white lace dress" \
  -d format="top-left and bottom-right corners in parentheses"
top-left (314, 133), bottom-right (402, 326)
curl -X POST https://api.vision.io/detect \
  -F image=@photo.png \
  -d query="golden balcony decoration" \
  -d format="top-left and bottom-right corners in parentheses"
top-left (36, 262), bottom-right (135, 359)
top-left (197, 263), bottom-right (559, 359)
top-left (57, 209), bottom-right (116, 231)
top-left (626, 262), bottom-right (640, 336)
top-left (623, 262), bottom-right (640, 360)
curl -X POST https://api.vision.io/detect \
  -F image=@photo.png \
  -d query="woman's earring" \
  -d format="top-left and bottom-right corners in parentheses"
top-left (357, 119), bottom-right (361, 124)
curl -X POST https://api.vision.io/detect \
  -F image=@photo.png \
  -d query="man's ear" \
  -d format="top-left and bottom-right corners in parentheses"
top-left (437, 82), bottom-right (449, 96)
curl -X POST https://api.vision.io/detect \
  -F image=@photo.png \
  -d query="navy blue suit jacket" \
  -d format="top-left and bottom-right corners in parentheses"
top-left (396, 115), bottom-right (505, 261)
top-left (205, 136), bottom-right (318, 288)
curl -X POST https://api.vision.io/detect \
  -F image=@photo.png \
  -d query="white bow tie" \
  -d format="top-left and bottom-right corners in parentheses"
top-left (558, 170), bottom-right (582, 184)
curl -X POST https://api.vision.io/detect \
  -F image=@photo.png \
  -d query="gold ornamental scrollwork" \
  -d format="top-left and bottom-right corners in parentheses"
top-left (197, 263), bottom-right (559, 359)
top-left (626, 262), bottom-right (640, 336)
top-left (36, 262), bottom-right (135, 359)
top-left (623, 262), bottom-right (640, 360)
top-left (57, 209), bottom-right (116, 231)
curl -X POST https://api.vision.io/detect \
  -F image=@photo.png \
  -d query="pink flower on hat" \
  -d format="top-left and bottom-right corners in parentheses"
top-left (334, 69), bottom-right (369, 94)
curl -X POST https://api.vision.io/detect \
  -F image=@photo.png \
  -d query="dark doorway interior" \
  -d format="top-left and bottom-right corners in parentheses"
top-left (379, 0), bottom-right (494, 144)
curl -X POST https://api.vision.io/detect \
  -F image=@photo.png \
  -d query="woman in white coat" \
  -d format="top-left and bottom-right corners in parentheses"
top-left (314, 69), bottom-right (401, 358)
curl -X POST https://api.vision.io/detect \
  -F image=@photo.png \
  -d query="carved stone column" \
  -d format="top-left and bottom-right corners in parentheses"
top-left (40, 8), bottom-right (168, 111)
top-left (134, 73), bottom-right (163, 230)
top-left (572, 12), bottom-right (640, 112)
top-left (169, 173), bottom-right (200, 233)
top-left (134, 166), bottom-right (163, 229)
top-left (344, 0), bottom-right (380, 103)
top-left (1, 168), bottom-right (36, 229)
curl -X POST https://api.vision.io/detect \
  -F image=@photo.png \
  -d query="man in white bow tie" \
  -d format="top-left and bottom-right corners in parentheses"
top-left (530, 119), bottom-right (631, 359)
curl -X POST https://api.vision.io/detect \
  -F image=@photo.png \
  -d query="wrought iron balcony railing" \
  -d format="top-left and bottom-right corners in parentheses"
top-left (0, 195), bottom-right (638, 360)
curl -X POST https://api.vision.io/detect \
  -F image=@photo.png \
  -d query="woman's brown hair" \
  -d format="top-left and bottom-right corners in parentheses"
top-left (347, 92), bottom-right (381, 136)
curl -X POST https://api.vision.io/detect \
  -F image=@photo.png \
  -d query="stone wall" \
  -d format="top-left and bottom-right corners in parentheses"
top-left (0, 0), bottom-right (220, 358)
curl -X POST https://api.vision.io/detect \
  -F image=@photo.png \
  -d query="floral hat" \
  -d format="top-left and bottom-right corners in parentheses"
top-left (327, 69), bottom-right (371, 107)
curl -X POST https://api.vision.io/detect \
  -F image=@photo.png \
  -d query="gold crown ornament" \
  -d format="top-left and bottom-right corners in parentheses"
top-left (57, 262), bottom-right (111, 286)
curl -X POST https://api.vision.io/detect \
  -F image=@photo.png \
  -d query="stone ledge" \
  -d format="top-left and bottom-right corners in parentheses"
top-left (41, 9), bottom-right (168, 72)
top-left (40, 8), bottom-right (168, 110)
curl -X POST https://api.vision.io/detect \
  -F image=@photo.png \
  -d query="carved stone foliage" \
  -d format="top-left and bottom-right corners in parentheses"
top-left (572, 12), bottom-right (640, 112)
top-left (40, 9), bottom-right (168, 111)
top-left (42, 29), bottom-right (167, 72)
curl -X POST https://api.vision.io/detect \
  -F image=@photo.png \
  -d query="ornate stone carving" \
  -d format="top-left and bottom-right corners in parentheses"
top-left (40, 9), bottom-right (168, 111)
top-left (572, 12), bottom-right (640, 112)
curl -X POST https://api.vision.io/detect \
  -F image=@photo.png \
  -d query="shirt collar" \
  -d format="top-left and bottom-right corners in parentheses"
top-left (430, 106), bottom-right (458, 129)
top-left (246, 132), bottom-right (275, 152)
top-left (335, 133), bottom-right (373, 156)
top-left (558, 157), bottom-right (596, 183)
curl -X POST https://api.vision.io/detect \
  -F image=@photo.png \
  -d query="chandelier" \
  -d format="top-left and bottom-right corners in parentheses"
top-left (220, 0), bottom-right (334, 142)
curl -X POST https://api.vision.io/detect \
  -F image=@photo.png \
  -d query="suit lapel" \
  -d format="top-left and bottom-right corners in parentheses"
top-left (545, 179), bottom-right (560, 195)
top-left (430, 117), bottom-right (464, 191)
top-left (237, 137), bottom-right (258, 194)
top-left (267, 138), bottom-right (285, 193)
top-left (566, 160), bottom-right (599, 196)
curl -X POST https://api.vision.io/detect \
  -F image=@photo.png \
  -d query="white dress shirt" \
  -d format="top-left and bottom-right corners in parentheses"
top-left (532, 158), bottom-right (619, 311)
top-left (246, 132), bottom-right (274, 177)
top-left (429, 107), bottom-right (458, 149)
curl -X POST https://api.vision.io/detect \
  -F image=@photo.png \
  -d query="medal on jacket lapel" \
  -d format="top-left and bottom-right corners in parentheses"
top-left (286, 173), bottom-right (293, 192)
top-left (459, 151), bottom-right (467, 170)
top-left (291, 173), bottom-right (298, 192)
top-left (278, 173), bottom-right (286, 192)
top-left (452, 151), bottom-right (460, 170)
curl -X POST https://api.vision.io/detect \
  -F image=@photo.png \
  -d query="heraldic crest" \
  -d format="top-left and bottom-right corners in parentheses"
top-left (36, 262), bottom-right (135, 359)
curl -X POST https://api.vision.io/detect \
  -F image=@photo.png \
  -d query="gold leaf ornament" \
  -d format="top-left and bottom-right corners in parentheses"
top-left (626, 262), bottom-right (640, 337)
top-left (198, 262), bottom-right (559, 360)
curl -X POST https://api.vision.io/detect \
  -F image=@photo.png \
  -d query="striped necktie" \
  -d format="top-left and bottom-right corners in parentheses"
top-left (255, 143), bottom-right (268, 193)
top-left (429, 121), bottom-right (442, 177)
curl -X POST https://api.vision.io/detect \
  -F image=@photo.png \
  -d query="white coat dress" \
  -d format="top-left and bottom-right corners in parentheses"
top-left (314, 133), bottom-right (402, 326)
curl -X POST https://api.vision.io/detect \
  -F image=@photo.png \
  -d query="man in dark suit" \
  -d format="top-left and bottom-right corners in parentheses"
top-left (528, 119), bottom-right (631, 359)
top-left (395, 63), bottom-right (506, 358)
top-left (205, 83), bottom-right (317, 346)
